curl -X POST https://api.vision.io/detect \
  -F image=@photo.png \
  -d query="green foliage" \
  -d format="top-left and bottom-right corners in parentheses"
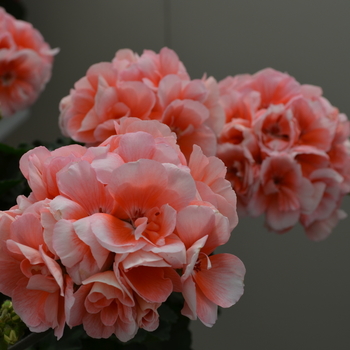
top-left (0, 300), bottom-right (27, 349)
top-left (0, 143), bottom-right (30, 210)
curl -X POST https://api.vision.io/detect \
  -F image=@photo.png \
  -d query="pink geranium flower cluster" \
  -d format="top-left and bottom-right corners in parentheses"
top-left (217, 68), bottom-right (350, 240)
top-left (59, 47), bottom-right (225, 160)
top-left (0, 7), bottom-right (57, 118)
top-left (0, 118), bottom-right (245, 341)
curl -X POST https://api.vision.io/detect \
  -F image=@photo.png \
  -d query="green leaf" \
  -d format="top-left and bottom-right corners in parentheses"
top-left (26, 327), bottom-right (85, 350)
top-left (157, 304), bottom-right (178, 325)
top-left (0, 143), bottom-right (28, 157)
top-left (0, 179), bottom-right (22, 194)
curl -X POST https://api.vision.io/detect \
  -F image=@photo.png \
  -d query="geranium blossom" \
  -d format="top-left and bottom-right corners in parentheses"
top-left (59, 47), bottom-right (224, 159)
top-left (0, 7), bottom-right (57, 118)
top-left (0, 118), bottom-right (245, 341)
top-left (217, 68), bottom-right (350, 240)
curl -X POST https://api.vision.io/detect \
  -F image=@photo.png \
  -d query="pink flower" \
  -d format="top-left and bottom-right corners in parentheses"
top-left (248, 154), bottom-right (315, 232)
top-left (0, 202), bottom-right (66, 338)
top-left (112, 47), bottom-right (189, 89)
top-left (59, 62), bottom-right (156, 144)
top-left (188, 145), bottom-right (238, 231)
top-left (0, 7), bottom-right (56, 117)
top-left (66, 270), bottom-right (138, 341)
top-left (217, 68), bottom-right (350, 239)
top-left (0, 118), bottom-right (244, 339)
top-left (175, 205), bottom-right (245, 326)
top-left (59, 47), bottom-right (223, 159)
top-left (253, 104), bottom-right (300, 153)
top-left (156, 74), bottom-right (224, 159)
top-left (300, 168), bottom-right (346, 241)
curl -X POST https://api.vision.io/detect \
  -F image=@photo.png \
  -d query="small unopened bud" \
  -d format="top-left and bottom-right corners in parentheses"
top-left (0, 300), bottom-right (27, 346)
top-left (4, 329), bottom-right (18, 345)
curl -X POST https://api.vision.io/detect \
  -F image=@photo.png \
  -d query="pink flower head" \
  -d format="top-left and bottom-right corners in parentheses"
top-left (0, 119), bottom-right (244, 339)
top-left (59, 47), bottom-right (224, 159)
top-left (112, 47), bottom-right (190, 89)
top-left (0, 7), bottom-right (56, 117)
top-left (0, 202), bottom-right (66, 338)
top-left (217, 68), bottom-right (350, 239)
top-left (59, 62), bottom-right (156, 144)
top-left (156, 74), bottom-right (225, 159)
top-left (249, 154), bottom-right (315, 233)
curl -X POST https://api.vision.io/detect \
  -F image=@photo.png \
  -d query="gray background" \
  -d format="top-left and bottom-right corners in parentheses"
top-left (4, 1), bottom-right (350, 349)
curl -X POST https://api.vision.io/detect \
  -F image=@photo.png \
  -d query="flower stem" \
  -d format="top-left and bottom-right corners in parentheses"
top-left (8, 329), bottom-right (51, 350)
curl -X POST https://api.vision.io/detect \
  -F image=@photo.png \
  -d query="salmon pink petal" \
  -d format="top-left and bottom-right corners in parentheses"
top-left (107, 159), bottom-right (168, 216)
top-left (49, 195), bottom-right (88, 220)
top-left (0, 212), bottom-right (14, 243)
top-left (94, 119), bottom-right (119, 142)
top-left (91, 152), bottom-right (125, 184)
top-left (114, 317), bottom-right (138, 342)
top-left (100, 303), bottom-right (119, 326)
top-left (208, 178), bottom-right (238, 230)
top-left (117, 81), bottom-right (155, 118)
top-left (57, 160), bottom-right (112, 214)
top-left (108, 160), bottom-right (195, 217)
top-left (94, 84), bottom-right (120, 123)
top-left (195, 286), bottom-right (218, 327)
top-left (124, 266), bottom-right (173, 303)
top-left (298, 177), bottom-right (321, 214)
top-left (203, 76), bottom-right (226, 135)
top-left (158, 47), bottom-right (185, 77)
top-left (162, 99), bottom-right (210, 131)
top-left (194, 253), bottom-right (245, 308)
top-left (135, 296), bottom-right (160, 332)
top-left (144, 204), bottom-right (177, 244)
top-left (83, 313), bottom-right (115, 338)
top-left (65, 283), bottom-right (90, 327)
top-left (121, 251), bottom-right (171, 270)
top-left (73, 216), bottom-right (111, 269)
top-left (189, 145), bottom-right (226, 184)
top-left (177, 124), bottom-right (217, 159)
top-left (12, 278), bottom-right (46, 329)
top-left (6, 240), bottom-right (42, 264)
top-left (182, 236), bottom-right (208, 280)
top-left (26, 274), bottom-right (59, 293)
top-left (10, 212), bottom-right (44, 248)
top-left (158, 75), bottom-right (182, 106)
top-left (52, 219), bottom-right (88, 268)
top-left (13, 278), bottom-right (65, 338)
top-left (116, 131), bottom-right (157, 162)
top-left (176, 205), bottom-right (216, 249)
top-left (149, 234), bottom-right (186, 268)
top-left (182, 79), bottom-right (208, 102)
top-left (39, 246), bottom-right (64, 294)
top-left (82, 271), bottom-right (133, 306)
top-left (161, 163), bottom-right (197, 210)
top-left (163, 267), bottom-right (182, 293)
top-left (51, 144), bottom-right (87, 159)
top-left (181, 276), bottom-right (197, 320)
top-left (41, 210), bottom-right (59, 255)
top-left (91, 213), bottom-right (145, 253)
top-left (0, 258), bottom-right (23, 297)
top-left (265, 201), bottom-right (300, 232)
top-left (19, 146), bottom-right (51, 180)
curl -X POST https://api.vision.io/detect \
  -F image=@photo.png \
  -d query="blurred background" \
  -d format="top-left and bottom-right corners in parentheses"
top-left (3, 1), bottom-right (350, 349)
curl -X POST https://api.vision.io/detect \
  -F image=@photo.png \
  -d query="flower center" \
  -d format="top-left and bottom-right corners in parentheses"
top-left (194, 260), bottom-right (202, 272)
top-left (0, 72), bottom-right (15, 86)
